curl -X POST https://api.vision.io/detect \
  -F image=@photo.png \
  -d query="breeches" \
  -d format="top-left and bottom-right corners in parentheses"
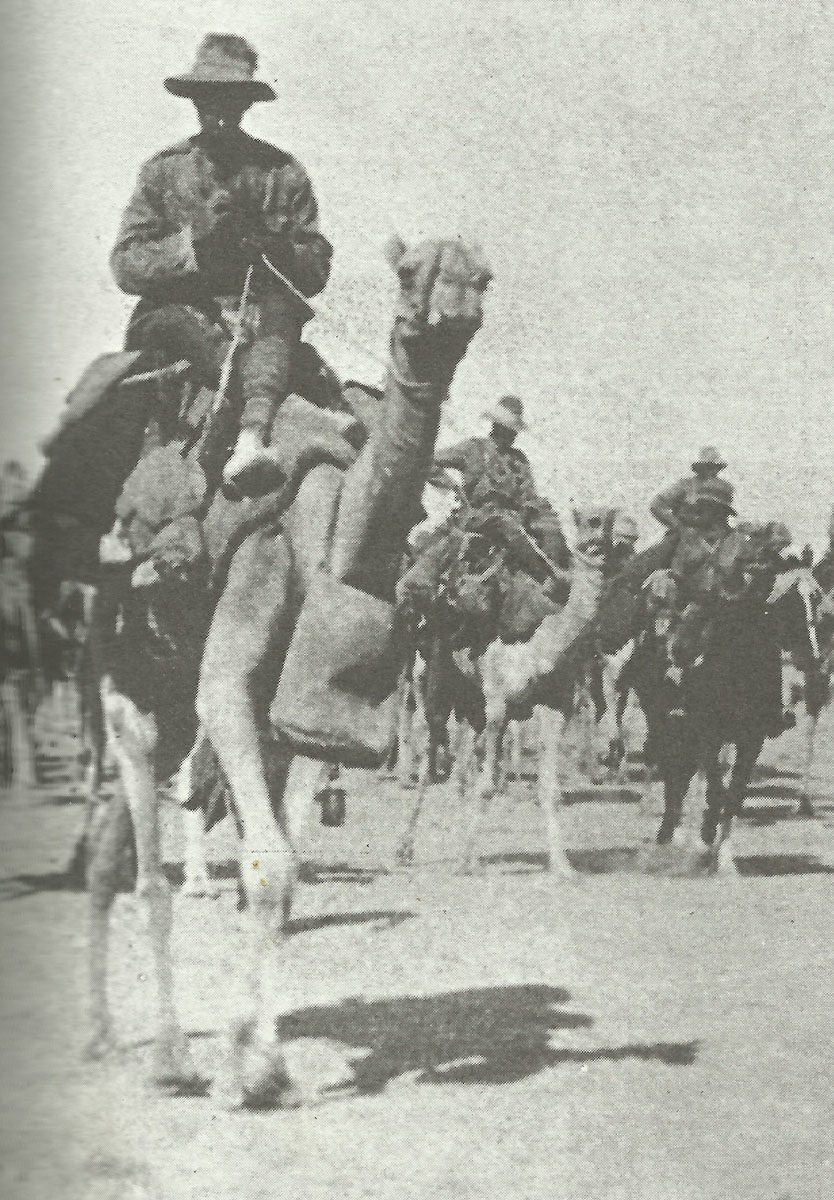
top-left (126, 289), bottom-right (304, 435)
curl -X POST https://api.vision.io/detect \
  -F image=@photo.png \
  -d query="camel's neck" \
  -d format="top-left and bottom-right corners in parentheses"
top-left (526, 550), bottom-right (605, 677)
top-left (328, 323), bottom-right (466, 599)
top-left (388, 322), bottom-right (459, 400)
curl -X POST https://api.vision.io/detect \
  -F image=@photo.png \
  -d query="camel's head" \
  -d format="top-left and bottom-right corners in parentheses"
top-left (385, 236), bottom-right (492, 377)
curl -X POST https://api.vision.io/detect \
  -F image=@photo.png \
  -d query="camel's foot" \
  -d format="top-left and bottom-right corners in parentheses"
top-left (150, 1027), bottom-right (207, 1094)
top-left (671, 826), bottom-right (690, 849)
top-left (696, 840), bottom-right (738, 878)
top-left (84, 1019), bottom-right (117, 1062)
top-left (714, 840), bottom-right (738, 877)
top-left (395, 838), bottom-right (415, 868)
top-left (180, 873), bottom-right (220, 899)
top-left (213, 1021), bottom-right (302, 1111)
top-left (458, 855), bottom-right (486, 877)
top-left (545, 855), bottom-right (578, 882)
top-left (796, 795), bottom-right (816, 819)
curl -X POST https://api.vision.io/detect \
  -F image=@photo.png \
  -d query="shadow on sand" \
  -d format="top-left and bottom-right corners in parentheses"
top-left (735, 854), bottom-right (834, 877)
top-left (282, 983), bottom-right (699, 1095)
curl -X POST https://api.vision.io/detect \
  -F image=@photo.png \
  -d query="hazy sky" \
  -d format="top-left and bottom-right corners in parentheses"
top-left (2, 1), bottom-right (832, 544)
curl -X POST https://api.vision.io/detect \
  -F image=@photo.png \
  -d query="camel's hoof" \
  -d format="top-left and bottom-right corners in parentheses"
top-left (214, 1046), bottom-right (300, 1111)
top-left (180, 874), bottom-right (220, 899)
top-left (458, 857), bottom-right (485, 877)
top-left (546, 861), bottom-right (578, 883)
top-left (395, 842), bottom-right (414, 868)
top-left (796, 797), bottom-right (816, 819)
top-left (671, 827), bottom-right (690, 849)
top-left (84, 1024), bottom-right (117, 1062)
top-left (150, 1030), bottom-right (207, 1095)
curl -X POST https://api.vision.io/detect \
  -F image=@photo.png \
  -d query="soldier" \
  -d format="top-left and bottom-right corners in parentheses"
top-left (433, 395), bottom-right (539, 515)
top-left (110, 34), bottom-right (332, 491)
top-left (651, 446), bottom-right (734, 532)
top-left (399, 395), bottom-right (567, 606)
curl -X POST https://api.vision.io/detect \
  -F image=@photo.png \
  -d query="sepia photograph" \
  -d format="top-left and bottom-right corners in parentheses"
top-left (1, 3), bottom-right (832, 1197)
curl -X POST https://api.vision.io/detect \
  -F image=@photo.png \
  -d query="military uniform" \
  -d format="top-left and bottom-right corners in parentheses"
top-left (399, 414), bottom-right (567, 611)
top-left (434, 434), bottom-right (539, 514)
top-left (112, 129), bottom-right (332, 437)
top-left (651, 446), bottom-right (734, 531)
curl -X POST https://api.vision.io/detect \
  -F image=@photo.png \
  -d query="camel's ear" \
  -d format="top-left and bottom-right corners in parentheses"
top-left (384, 234), bottom-right (408, 273)
top-left (570, 504), bottom-right (581, 528)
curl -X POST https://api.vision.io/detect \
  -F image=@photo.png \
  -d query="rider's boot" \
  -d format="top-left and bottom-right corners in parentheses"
top-left (223, 425), bottom-right (284, 494)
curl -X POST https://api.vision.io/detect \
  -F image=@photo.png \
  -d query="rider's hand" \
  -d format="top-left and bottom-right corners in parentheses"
top-left (242, 226), bottom-right (295, 273)
top-left (192, 195), bottom-right (251, 263)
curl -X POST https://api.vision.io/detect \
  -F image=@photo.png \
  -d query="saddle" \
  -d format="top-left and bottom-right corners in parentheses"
top-left (33, 342), bottom-right (379, 601)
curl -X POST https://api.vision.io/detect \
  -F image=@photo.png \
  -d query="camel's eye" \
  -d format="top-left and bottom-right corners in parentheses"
top-left (588, 516), bottom-right (602, 529)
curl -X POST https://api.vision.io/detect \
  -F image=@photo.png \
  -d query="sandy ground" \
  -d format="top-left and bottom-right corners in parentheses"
top-left (1, 713), bottom-right (833, 1200)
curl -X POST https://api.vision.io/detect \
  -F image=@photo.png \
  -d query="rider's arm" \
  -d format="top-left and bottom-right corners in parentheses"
top-left (430, 439), bottom-right (477, 492)
top-left (434, 439), bottom-right (476, 472)
top-left (650, 478), bottom-right (687, 530)
top-left (110, 160), bottom-right (201, 296)
top-left (259, 160), bottom-right (333, 299)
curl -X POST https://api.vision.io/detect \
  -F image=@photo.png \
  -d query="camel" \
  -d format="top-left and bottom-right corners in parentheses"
top-left (620, 556), bottom-right (821, 872)
top-left (0, 530), bottom-right (40, 793)
top-left (795, 564), bottom-right (832, 817)
top-left (396, 507), bottom-right (619, 876)
top-left (85, 236), bottom-right (490, 1108)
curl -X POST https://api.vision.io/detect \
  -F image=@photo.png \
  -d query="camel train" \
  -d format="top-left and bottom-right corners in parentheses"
top-left (17, 230), bottom-right (829, 1109)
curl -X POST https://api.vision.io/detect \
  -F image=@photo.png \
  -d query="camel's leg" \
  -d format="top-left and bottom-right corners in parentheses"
top-left (198, 521), bottom-right (321, 1109)
top-left (459, 705), bottom-right (504, 876)
top-left (699, 738), bottom-right (726, 850)
top-left (502, 719), bottom-right (523, 786)
top-left (396, 725), bottom-right (433, 868)
top-left (1, 679), bottom-right (36, 793)
top-left (613, 685), bottom-right (631, 784)
top-left (399, 662), bottom-right (422, 788)
top-left (536, 706), bottom-right (575, 878)
top-left (451, 717), bottom-right (475, 801)
top-left (102, 685), bottom-right (195, 1087)
top-left (573, 686), bottom-right (596, 782)
top-left (657, 769), bottom-right (691, 845)
top-left (710, 736), bottom-right (763, 876)
top-left (387, 664), bottom-right (414, 785)
top-left (85, 785), bottom-right (133, 1059)
top-left (174, 745), bottom-right (218, 898)
top-left (797, 709), bottom-right (818, 818)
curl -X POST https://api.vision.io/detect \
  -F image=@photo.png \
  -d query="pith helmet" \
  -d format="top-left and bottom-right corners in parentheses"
top-left (164, 34), bottom-right (276, 102)
top-left (486, 394), bottom-right (527, 434)
top-left (692, 445), bottom-right (727, 472)
top-left (691, 476), bottom-right (736, 515)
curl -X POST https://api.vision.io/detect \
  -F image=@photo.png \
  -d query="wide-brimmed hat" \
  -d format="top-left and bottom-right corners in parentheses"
top-left (486, 394), bottom-right (527, 434)
top-left (164, 34), bottom-right (276, 102)
top-left (692, 445), bottom-right (727, 472)
top-left (691, 477), bottom-right (736, 515)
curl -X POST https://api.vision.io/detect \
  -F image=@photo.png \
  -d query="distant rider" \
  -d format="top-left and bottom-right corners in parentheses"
top-left (651, 446), bottom-right (734, 533)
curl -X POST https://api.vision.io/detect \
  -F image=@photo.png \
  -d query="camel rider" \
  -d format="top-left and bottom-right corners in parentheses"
top-left (651, 446), bottom-right (735, 532)
top-left (399, 395), bottom-right (567, 605)
top-left (110, 34), bottom-right (333, 493)
top-left (665, 480), bottom-right (793, 732)
top-left (434, 395), bottom-right (568, 563)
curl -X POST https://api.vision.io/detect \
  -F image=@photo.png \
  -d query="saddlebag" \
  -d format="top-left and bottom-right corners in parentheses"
top-left (269, 572), bottom-right (401, 767)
